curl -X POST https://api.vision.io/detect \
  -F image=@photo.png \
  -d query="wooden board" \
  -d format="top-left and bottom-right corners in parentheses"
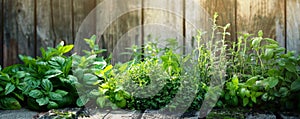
top-left (236, 0), bottom-right (286, 47)
top-left (73, 0), bottom-right (96, 55)
top-left (36, 0), bottom-right (73, 56)
top-left (96, 0), bottom-right (142, 64)
top-left (3, 0), bottom-right (35, 67)
top-left (185, 0), bottom-right (236, 53)
top-left (143, 0), bottom-right (185, 54)
top-left (0, 0), bottom-right (3, 66)
top-left (287, 0), bottom-right (300, 55)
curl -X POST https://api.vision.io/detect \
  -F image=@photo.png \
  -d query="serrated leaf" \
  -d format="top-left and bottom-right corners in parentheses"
top-left (29, 90), bottom-right (43, 98)
top-left (5, 83), bottom-right (15, 95)
top-left (36, 97), bottom-right (49, 106)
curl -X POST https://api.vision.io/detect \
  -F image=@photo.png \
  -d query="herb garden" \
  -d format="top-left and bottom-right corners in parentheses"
top-left (0, 13), bottom-right (299, 118)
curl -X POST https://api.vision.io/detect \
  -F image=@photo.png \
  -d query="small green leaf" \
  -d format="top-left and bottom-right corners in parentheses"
top-left (61, 45), bottom-right (74, 53)
top-left (76, 96), bottom-right (89, 107)
top-left (246, 76), bottom-right (258, 86)
top-left (267, 77), bottom-right (279, 88)
top-left (232, 75), bottom-right (239, 86)
top-left (115, 92), bottom-right (124, 101)
top-left (29, 90), bottom-right (43, 98)
top-left (47, 101), bottom-right (59, 109)
top-left (55, 90), bottom-right (68, 97)
top-left (96, 97), bottom-right (106, 108)
top-left (41, 79), bottom-right (53, 92)
top-left (0, 87), bottom-right (3, 92)
top-left (5, 83), bottom-right (16, 95)
top-left (258, 30), bottom-right (263, 37)
top-left (14, 71), bottom-right (26, 79)
top-left (291, 79), bottom-right (300, 91)
top-left (243, 98), bottom-right (249, 107)
top-left (36, 97), bottom-right (49, 106)
top-left (45, 69), bottom-right (63, 79)
top-left (49, 92), bottom-right (63, 101)
top-left (83, 73), bottom-right (98, 85)
top-left (251, 96), bottom-right (257, 103)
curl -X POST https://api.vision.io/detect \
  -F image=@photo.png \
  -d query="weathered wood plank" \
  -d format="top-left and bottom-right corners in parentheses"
top-left (36, 0), bottom-right (54, 54)
top-left (96, 0), bottom-right (142, 64)
top-left (236, 0), bottom-right (285, 47)
top-left (73, 0), bottom-right (96, 55)
top-left (200, 0), bottom-right (236, 42)
top-left (287, 0), bottom-right (300, 55)
top-left (36, 0), bottom-right (73, 56)
top-left (0, 0), bottom-right (3, 66)
top-left (143, 0), bottom-right (185, 54)
top-left (3, 0), bottom-right (35, 67)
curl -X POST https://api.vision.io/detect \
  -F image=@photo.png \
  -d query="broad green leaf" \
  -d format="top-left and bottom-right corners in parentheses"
top-left (49, 92), bottom-right (63, 101)
top-left (47, 101), bottom-right (59, 109)
top-left (279, 87), bottom-right (289, 97)
top-left (267, 77), bottom-right (279, 88)
top-left (41, 79), bottom-right (53, 92)
top-left (29, 90), bottom-right (43, 98)
top-left (258, 30), bottom-right (263, 37)
top-left (291, 79), bottom-right (300, 91)
top-left (103, 65), bottom-right (113, 73)
top-left (246, 76), bottom-right (258, 86)
top-left (76, 96), bottom-right (89, 107)
top-left (232, 75), bottom-right (239, 86)
top-left (115, 92), bottom-right (124, 101)
top-left (45, 69), bottom-right (63, 79)
top-left (116, 99), bottom-right (127, 108)
top-left (0, 87), bottom-right (3, 92)
top-left (96, 97), bottom-right (106, 108)
top-left (0, 73), bottom-right (10, 82)
top-left (264, 48), bottom-right (274, 59)
top-left (239, 88), bottom-right (247, 97)
top-left (243, 98), bottom-right (249, 107)
top-left (285, 63), bottom-right (297, 72)
top-left (83, 73), bottom-right (98, 85)
top-left (55, 90), bottom-right (68, 97)
top-left (61, 45), bottom-right (74, 53)
top-left (14, 71), bottom-right (26, 79)
top-left (0, 97), bottom-right (21, 110)
top-left (232, 96), bottom-right (238, 106)
top-left (251, 96), bottom-right (257, 103)
top-left (5, 83), bottom-right (16, 95)
top-left (252, 38), bottom-right (262, 48)
top-left (36, 97), bottom-right (49, 106)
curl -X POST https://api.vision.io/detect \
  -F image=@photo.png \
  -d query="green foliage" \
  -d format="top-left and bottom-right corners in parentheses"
top-left (221, 30), bottom-right (300, 111)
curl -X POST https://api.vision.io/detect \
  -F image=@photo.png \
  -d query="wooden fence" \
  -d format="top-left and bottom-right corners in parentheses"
top-left (0, 0), bottom-right (299, 67)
